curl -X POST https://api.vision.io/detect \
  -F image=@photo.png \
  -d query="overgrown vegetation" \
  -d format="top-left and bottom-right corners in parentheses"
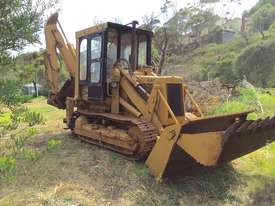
top-left (168, 30), bottom-right (275, 87)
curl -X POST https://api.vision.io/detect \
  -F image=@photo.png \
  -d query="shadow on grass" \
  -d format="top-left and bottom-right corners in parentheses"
top-left (66, 135), bottom-right (246, 205)
top-left (128, 163), bottom-right (243, 206)
top-left (244, 176), bottom-right (275, 206)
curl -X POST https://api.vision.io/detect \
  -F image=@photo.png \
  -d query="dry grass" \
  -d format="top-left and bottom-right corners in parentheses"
top-left (0, 97), bottom-right (275, 206)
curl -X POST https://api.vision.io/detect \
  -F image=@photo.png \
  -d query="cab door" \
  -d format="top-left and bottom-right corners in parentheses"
top-left (87, 34), bottom-right (104, 101)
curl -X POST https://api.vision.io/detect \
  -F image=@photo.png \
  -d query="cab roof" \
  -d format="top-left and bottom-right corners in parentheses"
top-left (75, 22), bottom-right (153, 39)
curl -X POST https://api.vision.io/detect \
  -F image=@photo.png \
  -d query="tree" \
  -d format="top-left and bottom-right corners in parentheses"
top-left (251, 4), bottom-right (275, 39)
top-left (249, 0), bottom-right (275, 16)
top-left (140, 0), bottom-right (173, 74)
top-left (0, 0), bottom-right (59, 64)
top-left (235, 40), bottom-right (275, 87)
top-left (14, 51), bottom-right (69, 96)
top-left (16, 52), bottom-right (44, 96)
top-left (184, 6), bottom-right (219, 38)
top-left (141, 13), bottom-right (160, 31)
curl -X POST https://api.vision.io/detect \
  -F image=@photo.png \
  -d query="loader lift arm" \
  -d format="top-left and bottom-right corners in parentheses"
top-left (44, 13), bottom-right (76, 109)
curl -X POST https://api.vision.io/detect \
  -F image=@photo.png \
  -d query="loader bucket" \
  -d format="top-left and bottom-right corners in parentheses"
top-left (146, 111), bottom-right (275, 179)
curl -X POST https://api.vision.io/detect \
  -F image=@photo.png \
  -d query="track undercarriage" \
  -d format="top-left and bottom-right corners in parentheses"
top-left (73, 112), bottom-right (158, 160)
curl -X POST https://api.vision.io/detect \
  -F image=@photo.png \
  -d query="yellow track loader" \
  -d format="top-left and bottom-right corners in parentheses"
top-left (44, 13), bottom-right (275, 179)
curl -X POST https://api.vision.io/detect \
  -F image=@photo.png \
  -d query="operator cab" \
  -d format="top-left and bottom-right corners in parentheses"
top-left (76, 22), bottom-right (153, 101)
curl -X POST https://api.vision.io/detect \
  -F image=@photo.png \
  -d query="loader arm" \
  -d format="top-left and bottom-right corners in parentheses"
top-left (44, 13), bottom-right (76, 109)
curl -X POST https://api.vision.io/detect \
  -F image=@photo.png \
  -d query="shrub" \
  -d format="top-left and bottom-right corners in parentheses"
top-left (235, 40), bottom-right (275, 87)
top-left (0, 81), bottom-right (24, 110)
top-left (11, 128), bottom-right (38, 153)
top-left (210, 100), bottom-right (252, 115)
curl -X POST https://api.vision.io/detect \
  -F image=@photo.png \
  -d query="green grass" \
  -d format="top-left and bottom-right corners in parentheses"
top-left (0, 96), bottom-right (275, 205)
top-left (0, 112), bottom-right (10, 125)
top-left (209, 88), bottom-right (275, 179)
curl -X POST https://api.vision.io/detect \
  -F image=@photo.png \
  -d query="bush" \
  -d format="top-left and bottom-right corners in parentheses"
top-left (0, 81), bottom-right (34, 111)
top-left (11, 128), bottom-right (38, 153)
top-left (235, 40), bottom-right (275, 87)
top-left (210, 100), bottom-right (252, 115)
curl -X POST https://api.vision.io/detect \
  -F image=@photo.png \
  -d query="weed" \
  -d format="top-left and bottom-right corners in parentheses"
top-left (11, 133), bottom-right (28, 152)
top-left (23, 111), bottom-right (45, 126)
top-left (27, 127), bottom-right (38, 136)
top-left (0, 156), bottom-right (16, 180)
top-left (21, 148), bottom-right (39, 161)
top-left (47, 139), bottom-right (62, 151)
top-left (0, 112), bottom-right (11, 125)
top-left (0, 126), bottom-right (8, 138)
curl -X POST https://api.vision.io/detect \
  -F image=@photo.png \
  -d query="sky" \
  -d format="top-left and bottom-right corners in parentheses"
top-left (25, 0), bottom-right (259, 52)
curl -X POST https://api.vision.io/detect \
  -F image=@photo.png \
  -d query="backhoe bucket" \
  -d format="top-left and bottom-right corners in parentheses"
top-left (146, 111), bottom-right (275, 179)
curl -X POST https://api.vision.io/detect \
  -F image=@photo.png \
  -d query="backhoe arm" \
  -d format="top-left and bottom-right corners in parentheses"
top-left (44, 13), bottom-right (76, 108)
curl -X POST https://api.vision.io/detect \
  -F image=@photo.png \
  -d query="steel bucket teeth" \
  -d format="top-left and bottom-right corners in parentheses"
top-left (219, 117), bottom-right (275, 164)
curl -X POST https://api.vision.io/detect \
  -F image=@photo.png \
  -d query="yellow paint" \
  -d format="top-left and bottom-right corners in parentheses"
top-left (177, 132), bottom-right (224, 166)
top-left (145, 124), bottom-right (181, 180)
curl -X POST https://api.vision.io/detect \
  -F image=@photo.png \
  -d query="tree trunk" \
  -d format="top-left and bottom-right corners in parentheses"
top-left (33, 81), bottom-right (38, 97)
top-left (260, 30), bottom-right (265, 40)
top-left (241, 32), bottom-right (249, 45)
top-left (158, 28), bottom-right (168, 75)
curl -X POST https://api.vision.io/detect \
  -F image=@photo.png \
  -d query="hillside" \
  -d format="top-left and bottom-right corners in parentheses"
top-left (165, 0), bottom-right (275, 88)
top-left (167, 30), bottom-right (275, 87)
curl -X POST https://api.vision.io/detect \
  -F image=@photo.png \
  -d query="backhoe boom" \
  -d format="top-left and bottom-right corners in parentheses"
top-left (44, 13), bottom-right (76, 108)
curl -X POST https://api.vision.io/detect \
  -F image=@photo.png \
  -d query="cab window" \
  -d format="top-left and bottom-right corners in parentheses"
top-left (90, 36), bottom-right (102, 83)
top-left (79, 39), bottom-right (87, 81)
top-left (107, 29), bottom-right (118, 80)
top-left (120, 33), bottom-right (131, 62)
top-left (138, 34), bottom-right (147, 65)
